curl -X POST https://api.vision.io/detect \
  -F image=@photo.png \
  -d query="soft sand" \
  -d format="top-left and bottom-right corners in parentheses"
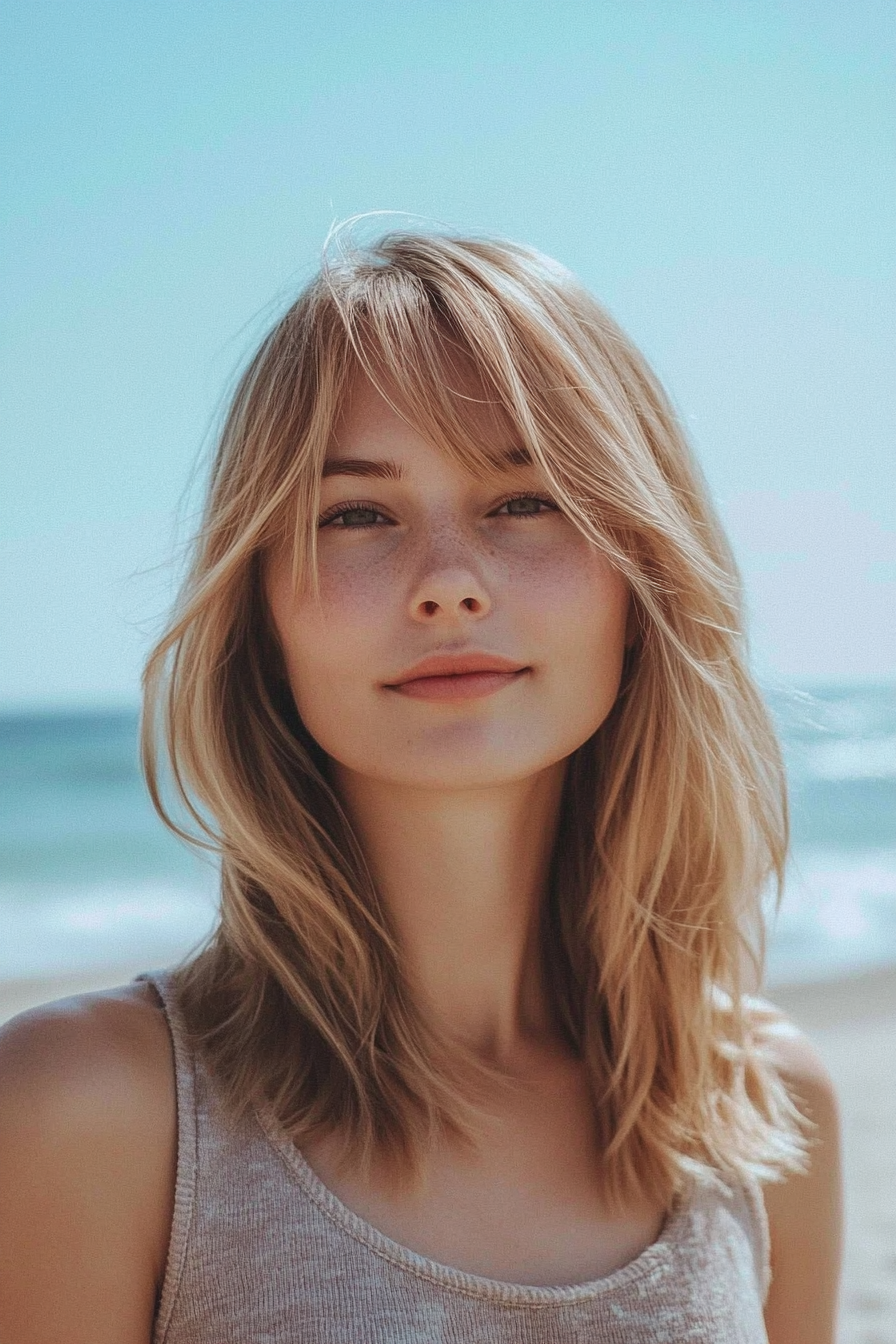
top-left (2, 964), bottom-right (895, 1343)
top-left (769, 968), bottom-right (896, 1344)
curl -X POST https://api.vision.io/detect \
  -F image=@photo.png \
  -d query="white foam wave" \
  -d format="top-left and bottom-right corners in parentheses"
top-left (0, 882), bottom-right (218, 980)
top-left (3, 851), bottom-right (896, 987)
top-left (800, 735), bottom-right (896, 781)
top-left (766, 847), bottom-right (896, 984)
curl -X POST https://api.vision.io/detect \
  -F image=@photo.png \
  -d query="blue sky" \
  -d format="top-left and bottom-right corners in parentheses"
top-left (2, 0), bottom-right (893, 707)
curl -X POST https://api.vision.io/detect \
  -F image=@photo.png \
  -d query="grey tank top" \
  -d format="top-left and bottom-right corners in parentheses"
top-left (145, 971), bottom-right (772, 1344)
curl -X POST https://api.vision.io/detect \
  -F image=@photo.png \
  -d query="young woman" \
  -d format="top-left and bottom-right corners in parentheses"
top-left (0, 230), bottom-right (841, 1342)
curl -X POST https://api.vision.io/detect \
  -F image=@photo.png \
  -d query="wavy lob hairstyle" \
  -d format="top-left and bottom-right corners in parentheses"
top-left (143, 228), bottom-right (806, 1208)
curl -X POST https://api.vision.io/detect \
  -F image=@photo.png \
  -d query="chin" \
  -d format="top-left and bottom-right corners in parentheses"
top-left (347, 740), bottom-right (573, 792)
top-left (395, 762), bottom-right (549, 791)
top-left (319, 714), bottom-right (595, 793)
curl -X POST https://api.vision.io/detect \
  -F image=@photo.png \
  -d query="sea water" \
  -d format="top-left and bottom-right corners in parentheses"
top-left (1, 685), bottom-right (894, 986)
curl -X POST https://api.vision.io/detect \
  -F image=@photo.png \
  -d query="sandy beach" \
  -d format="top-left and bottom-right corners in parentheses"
top-left (2, 964), bottom-right (894, 1343)
top-left (769, 968), bottom-right (896, 1344)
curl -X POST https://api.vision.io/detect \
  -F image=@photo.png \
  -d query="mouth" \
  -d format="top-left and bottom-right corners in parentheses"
top-left (384, 653), bottom-right (530, 702)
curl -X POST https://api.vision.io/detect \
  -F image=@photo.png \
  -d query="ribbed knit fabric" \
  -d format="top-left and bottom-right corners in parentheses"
top-left (143, 971), bottom-right (772, 1344)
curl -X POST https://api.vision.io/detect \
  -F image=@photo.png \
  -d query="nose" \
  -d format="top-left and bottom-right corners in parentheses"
top-left (409, 566), bottom-right (491, 623)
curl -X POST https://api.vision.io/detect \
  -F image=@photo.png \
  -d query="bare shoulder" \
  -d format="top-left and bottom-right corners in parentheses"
top-left (0, 983), bottom-right (177, 1344)
top-left (745, 996), bottom-right (838, 1097)
top-left (745, 999), bottom-right (843, 1344)
top-left (0, 980), bottom-right (176, 1169)
top-left (0, 979), bottom-right (172, 1092)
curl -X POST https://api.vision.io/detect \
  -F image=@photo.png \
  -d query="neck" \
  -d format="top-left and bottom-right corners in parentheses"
top-left (332, 763), bottom-right (567, 1064)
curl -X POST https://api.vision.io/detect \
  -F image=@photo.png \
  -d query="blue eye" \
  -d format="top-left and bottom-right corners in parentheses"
top-left (318, 493), bottom-right (557, 529)
top-left (494, 494), bottom-right (557, 517)
top-left (319, 504), bottom-right (392, 529)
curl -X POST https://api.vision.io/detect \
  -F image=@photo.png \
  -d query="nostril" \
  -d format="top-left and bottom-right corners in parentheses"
top-left (462, 597), bottom-right (479, 611)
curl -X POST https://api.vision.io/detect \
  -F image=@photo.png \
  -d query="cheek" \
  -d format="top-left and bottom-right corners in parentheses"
top-left (279, 552), bottom-right (398, 674)
top-left (518, 540), bottom-right (629, 667)
top-left (315, 540), bottom-right (415, 646)
top-left (266, 554), bottom-right (398, 749)
top-left (540, 552), bottom-right (629, 750)
top-left (316, 545), bottom-right (392, 614)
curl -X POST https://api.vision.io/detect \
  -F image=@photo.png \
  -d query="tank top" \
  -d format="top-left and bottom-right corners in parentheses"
top-left (143, 970), bottom-right (772, 1343)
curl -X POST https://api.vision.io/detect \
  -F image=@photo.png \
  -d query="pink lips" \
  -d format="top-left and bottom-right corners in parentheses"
top-left (385, 653), bottom-right (530, 702)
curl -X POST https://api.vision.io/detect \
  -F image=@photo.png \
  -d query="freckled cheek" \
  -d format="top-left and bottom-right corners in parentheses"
top-left (511, 545), bottom-right (628, 647)
top-left (286, 553), bottom-right (403, 682)
top-left (315, 553), bottom-right (406, 642)
top-left (530, 555), bottom-right (628, 736)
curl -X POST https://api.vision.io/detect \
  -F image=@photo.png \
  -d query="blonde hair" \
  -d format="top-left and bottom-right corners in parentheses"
top-left (143, 228), bottom-right (806, 1208)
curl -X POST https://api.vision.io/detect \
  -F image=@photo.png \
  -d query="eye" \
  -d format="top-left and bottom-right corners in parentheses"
top-left (490, 492), bottom-right (558, 518)
top-left (319, 502), bottom-right (395, 529)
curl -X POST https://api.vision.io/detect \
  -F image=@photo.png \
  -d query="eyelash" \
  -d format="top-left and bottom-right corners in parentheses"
top-left (318, 492), bottom-right (559, 530)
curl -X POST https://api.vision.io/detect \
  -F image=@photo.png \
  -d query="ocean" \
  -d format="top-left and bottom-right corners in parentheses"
top-left (1, 684), bottom-right (894, 987)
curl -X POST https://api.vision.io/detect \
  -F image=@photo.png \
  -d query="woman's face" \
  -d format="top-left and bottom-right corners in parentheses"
top-left (266, 372), bottom-right (630, 791)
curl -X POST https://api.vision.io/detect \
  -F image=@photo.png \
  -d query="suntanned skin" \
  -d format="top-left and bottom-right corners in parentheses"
top-left (0, 987), bottom-right (841, 1342)
top-left (761, 1031), bottom-right (843, 1343)
top-left (0, 373), bottom-right (843, 1340)
top-left (0, 983), bottom-right (176, 1344)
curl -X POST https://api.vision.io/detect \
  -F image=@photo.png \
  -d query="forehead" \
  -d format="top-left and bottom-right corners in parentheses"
top-left (325, 365), bottom-right (530, 477)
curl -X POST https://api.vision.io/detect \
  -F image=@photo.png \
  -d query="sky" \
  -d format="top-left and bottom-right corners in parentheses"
top-left (2, 0), bottom-right (894, 709)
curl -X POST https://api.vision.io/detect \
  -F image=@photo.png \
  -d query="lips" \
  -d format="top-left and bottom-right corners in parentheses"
top-left (384, 652), bottom-right (530, 702)
top-left (388, 653), bottom-right (528, 684)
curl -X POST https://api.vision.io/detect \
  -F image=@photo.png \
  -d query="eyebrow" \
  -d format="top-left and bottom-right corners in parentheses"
top-left (321, 446), bottom-right (533, 480)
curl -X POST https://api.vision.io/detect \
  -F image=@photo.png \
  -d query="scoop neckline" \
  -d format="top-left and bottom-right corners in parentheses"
top-left (254, 1103), bottom-right (692, 1307)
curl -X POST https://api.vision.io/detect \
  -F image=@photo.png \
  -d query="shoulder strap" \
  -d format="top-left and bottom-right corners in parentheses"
top-left (135, 971), bottom-right (199, 1344)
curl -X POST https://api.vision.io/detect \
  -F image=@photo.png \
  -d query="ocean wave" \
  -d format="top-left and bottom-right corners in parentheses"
top-left (3, 850), bottom-right (896, 987)
top-left (797, 734), bottom-right (896, 782)
top-left (765, 847), bottom-right (896, 985)
top-left (0, 881), bottom-right (218, 980)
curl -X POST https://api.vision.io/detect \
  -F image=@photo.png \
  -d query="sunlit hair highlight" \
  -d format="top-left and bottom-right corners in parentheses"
top-left (143, 226), bottom-right (807, 1207)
